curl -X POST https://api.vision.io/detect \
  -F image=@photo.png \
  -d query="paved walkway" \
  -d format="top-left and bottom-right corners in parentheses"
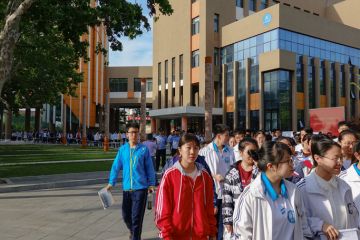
top-left (0, 184), bottom-right (159, 240)
top-left (0, 159), bottom-right (113, 167)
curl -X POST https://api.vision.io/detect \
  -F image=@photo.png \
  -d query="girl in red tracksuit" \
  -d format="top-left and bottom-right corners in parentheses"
top-left (155, 133), bottom-right (217, 240)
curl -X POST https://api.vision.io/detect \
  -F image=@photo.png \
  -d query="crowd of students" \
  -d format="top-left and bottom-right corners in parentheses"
top-left (106, 120), bottom-right (360, 240)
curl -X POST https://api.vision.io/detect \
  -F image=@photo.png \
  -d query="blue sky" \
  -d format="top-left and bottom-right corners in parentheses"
top-left (109, 0), bottom-right (152, 66)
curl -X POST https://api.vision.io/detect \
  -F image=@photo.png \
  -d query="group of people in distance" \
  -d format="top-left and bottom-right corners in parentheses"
top-left (106, 120), bottom-right (360, 240)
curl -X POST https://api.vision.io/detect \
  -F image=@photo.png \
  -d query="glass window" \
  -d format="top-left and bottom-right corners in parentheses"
top-left (172, 58), bottom-right (175, 82)
top-left (158, 62), bottom-right (161, 86)
top-left (192, 50), bottom-right (200, 68)
top-left (320, 61), bottom-right (326, 95)
top-left (134, 78), bottom-right (141, 92)
top-left (330, 63), bottom-right (336, 107)
top-left (109, 78), bottom-right (128, 92)
top-left (214, 48), bottom-right (220, 66)
top-left (236, 0), bottom-right (244, 8)
top-left (249, 0), bottom-right (256, 11)
top-left (146, 79), bottom-right (153, 92)
top-left (192, 17), bottom-right (200, 35)
top-left (214, 14), bottom-right (219, 33)
top-left (264, 70), bottom-right (292, 131)
top-left (250, 64), bottom-right (259, 93)
top-left (165, 60), bottom-right (168, 84)
top-left (226, 63), bottom-right (234, 96)
top-left (340, 66), bottom-right (345, 97)
top-left (179, 54), bottom-right (183, 80)
top-left (260, 0), bottom-right (268, 10)
top-left (250, 110), bottom-right (259, 130)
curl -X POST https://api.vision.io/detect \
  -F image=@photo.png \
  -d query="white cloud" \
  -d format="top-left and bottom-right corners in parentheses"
top-left (109, 0), bottom-right (153, 67)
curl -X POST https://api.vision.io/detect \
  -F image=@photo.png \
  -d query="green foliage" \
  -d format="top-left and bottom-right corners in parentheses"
top-left (0, 0), bottom-right (173, 110)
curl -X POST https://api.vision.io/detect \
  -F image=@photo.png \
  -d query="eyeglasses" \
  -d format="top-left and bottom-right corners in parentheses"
top-left (127, 131), bottom-right (139, 135)
top-left (278, 158), bottom-right (294, 165)
top-left (320, 155), bottom-right (343, 163)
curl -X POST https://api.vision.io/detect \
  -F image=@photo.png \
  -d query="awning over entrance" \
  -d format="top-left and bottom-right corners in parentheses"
top-left (149, 106), bottom-right (223, 119)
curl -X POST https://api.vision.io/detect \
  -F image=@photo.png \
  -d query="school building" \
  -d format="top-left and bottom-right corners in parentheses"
top-left (149, 0), bottom-right (360, 132)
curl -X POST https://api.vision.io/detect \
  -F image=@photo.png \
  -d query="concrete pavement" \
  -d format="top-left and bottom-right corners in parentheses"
top-left (0, 172), bottom-right (113, 193)
top-left (0, 184), bottom-right (159, 240)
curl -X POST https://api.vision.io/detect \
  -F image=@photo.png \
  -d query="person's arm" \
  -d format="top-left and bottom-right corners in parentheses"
top-left (222, 171), bottom-right (235, 229)
top-left (233, 190), bottom-right (253, 240)
top-left (155, 174), bottom-right (174, 240)
top-left (295, 189), bottom-right (313, 239)
top-left (204, 173), bottom-right (217, 238)
top-left (144, 147), bottom-right (156, 188)
top-left (107, 148), bottom-right (123, 189)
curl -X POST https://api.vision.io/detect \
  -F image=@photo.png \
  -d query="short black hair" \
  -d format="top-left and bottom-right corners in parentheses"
top-left (233, 129), bottom-right (246, 136)
top-left (257, 141), bottom-right (292, 172)
top-left (213, 124), bottom-right (230, 136)
top-left (300, 127), bottom-right (313, 134)
top-left (178, 133), bottom-right (200, 148)
top-left (339, 129), bottom-right (359, 142)
top-left (353, 141), bottom-right (360, 154)
top-left (311, 139), bottom-right (341, 167)
top-left (338, 121), bottom-right (349, 129)
top-left (126, 122), bottom-right (139, 131)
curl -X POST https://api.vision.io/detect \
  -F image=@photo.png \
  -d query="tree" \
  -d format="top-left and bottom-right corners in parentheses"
top-left (0, 0), bottom-right (173, 95)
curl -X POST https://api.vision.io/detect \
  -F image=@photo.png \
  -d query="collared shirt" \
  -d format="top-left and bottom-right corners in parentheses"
top-left (261, 173), bottom-right (295, 240)
top-left (233, 143), bottom-right (242, 162)
top-left (314, 172), bottom-right (347, 230)
top-left (156, 135), bottom-right (167, 150)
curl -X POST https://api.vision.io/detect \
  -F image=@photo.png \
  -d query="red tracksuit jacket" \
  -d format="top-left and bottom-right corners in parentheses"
top-left (155, 161), bottom-right (217, 239)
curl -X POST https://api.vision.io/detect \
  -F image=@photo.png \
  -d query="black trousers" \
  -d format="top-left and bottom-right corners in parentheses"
top-left (155, 149), bottom-right (166, 171)
top-left (122, 189), bottom-right (148, 240)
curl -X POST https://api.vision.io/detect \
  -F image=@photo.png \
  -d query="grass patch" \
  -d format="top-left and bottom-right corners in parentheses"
top-left (0, 145), bottom-right (117, 164)
top-left (0, 161), bottom-right (113, 178)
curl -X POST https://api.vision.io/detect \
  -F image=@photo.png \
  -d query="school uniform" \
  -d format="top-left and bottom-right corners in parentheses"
top-left (340, 163), bottom-right (360, 221)
top-left (297, 171), bottom-right (359, 239)
top-left (233, 173), bottom-right (312, 240)
top-left (199, 142), bottom-right (235, 239)
top-left (109, 142), bottom-right (156, 240)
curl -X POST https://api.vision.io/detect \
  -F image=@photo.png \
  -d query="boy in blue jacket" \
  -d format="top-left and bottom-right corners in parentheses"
top-left (106, 122), bottom-right (156, 240)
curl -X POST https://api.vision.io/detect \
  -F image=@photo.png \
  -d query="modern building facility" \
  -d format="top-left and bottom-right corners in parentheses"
top-left (150, 0), bottom-right (360, 132)
top-left (107, 66), bottom-right (153, 132)
top-left (62, 12), bottom-right (108, 131)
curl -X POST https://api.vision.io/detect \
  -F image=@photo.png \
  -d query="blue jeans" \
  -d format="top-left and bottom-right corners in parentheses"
top-left (122, 189), bottom-right (148, 240)
top-left (216, 199), bottom-right (223, 240)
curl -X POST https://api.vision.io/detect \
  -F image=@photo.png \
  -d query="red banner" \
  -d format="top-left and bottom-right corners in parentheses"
top-left (309, 107), bottom-right (344, 136)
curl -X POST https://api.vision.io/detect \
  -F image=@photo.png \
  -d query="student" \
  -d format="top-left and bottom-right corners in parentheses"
top-left (233, 141), bottom-right (312, 240)
top-left (340, 140), bottom-right (360, 216)
top-left (333, 121), bottom-right (350, 142)
top-left (222, 138), bottom-right (259, 237)
top-left (199, 124), bottom-right (235, 240)
top-left (155, 133), bottom-right (217, 240)
top-left (254, 130), bottom-right (266, 148)
top-left (233, 130), bottom-right (246, 162)
top-left (338, 129), bottom-right (359, 170)
top-left (228, 134), bottom-right (236, 148)
top-left (295, 128), bottom-right (313, 153)
top-left (105, 122), bottom-right (156, 240)
top-left (297, 139), bottom-right (359, 240)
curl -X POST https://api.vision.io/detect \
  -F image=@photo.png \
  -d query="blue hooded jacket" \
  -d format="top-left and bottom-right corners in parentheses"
top-left (109, 142), bottom-right (156, 190)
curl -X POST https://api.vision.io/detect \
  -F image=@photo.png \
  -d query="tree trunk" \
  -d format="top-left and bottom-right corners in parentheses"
top-left (4, 109), bottom-right (12, 140)
top-left (140, 78), bottom-right (147, 142)
top-left (204, 57), bottom-right (213, 142)
top-left (0, 0), bottom-right (36, 94)
top-left (34, 107), bottom-right (40, 132)
top-left (0, 106), bottom-right (3, 139)
top-left (25, 108), bottom-right (31, 131)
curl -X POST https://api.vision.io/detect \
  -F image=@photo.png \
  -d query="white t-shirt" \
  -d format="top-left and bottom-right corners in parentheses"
top-left (233, 143), bottom-right (242, 162)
